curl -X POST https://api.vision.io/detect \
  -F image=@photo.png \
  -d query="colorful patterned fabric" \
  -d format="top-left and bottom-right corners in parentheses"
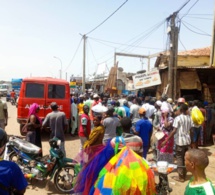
top-left (92, 146), bottom-right (156, 195)
top-left (74, 141), bottom-right (114, 195)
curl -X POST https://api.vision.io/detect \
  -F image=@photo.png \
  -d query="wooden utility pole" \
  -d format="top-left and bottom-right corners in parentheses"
top-left (82, 34), bottom-right (87, 92)
top-left (174, 27), bottom-right (179, 99)
top-left (167, 12), bottom-right (179, 100)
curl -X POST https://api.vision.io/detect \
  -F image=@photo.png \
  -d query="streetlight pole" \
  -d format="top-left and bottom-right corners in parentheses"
top-left (53, 56), bottom-right (62, 79)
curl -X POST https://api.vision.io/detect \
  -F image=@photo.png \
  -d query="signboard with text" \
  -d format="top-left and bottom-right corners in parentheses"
top-left (70, 81), bottom-right (76, 88)
top-left (132, 69), bottom-right (161, 89)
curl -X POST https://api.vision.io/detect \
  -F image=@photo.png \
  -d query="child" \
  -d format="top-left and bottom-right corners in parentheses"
top-left (184, 149), bottom-right (215, 195)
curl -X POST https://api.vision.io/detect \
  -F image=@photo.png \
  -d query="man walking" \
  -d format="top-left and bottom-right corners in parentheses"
top-left (0, 95), bottom-right (8, 130)
top-left (162, 103), bottom-right (192, 182)
top-left (133, 108), bottom-right (153, 159)
top-left (42, 102), bottom-right (68, 156)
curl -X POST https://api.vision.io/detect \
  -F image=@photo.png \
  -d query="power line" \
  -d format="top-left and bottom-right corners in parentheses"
top-left (87, 19), bottom-right (166, 68)
top-left (179, 0), bottom-right (199, 21)
top-left (179, 36), bottom-right (187, 51)
top-left (119, 20), bottom-right (166, 55)
top-left (88, 36), bottom-right (164, 50)
top-left (88, 39), bottom-right (99, 65)
top-left (183, 16), bottom-right (213, 20)
top-left (183, 14), bottom-right (212, 16)
top-left (181, 20), bottom-right (211, 36)
top-left (64, 38), bottom-right (83, 72)
top-left (175, 0), bottom-right (192, 14)
top-left (86, 0), bottom-right (128, 35)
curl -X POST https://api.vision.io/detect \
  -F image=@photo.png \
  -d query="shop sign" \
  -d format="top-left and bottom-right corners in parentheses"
top-left (132, 69), bottom-right (161, 89)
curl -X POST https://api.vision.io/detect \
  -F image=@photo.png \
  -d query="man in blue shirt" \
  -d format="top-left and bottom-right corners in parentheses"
top-left (122, 100), bottom-right (130, 117)
top-left (0, 128), bottom-right (28, 194)
top-left (133, 108), bottom-right (153, 159)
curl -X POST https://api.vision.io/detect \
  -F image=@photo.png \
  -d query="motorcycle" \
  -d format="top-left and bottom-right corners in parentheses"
top-left (10, 97), bottom-right (15, 105)
top-left (4, 136), bottom-right (79, 193)
top-left (149, 161), bottom-right (184, 195)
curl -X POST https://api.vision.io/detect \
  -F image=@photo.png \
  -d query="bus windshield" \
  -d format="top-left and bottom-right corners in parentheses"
top-left (11, 78), bottom-right (23, 90)
top-left (0, 85), bottom-right (7, 89)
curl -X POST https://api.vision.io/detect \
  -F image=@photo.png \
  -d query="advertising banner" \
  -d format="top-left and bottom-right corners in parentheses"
top-left (132, 69), bottom-right (161, 89)
top-left (70, 81), bottom-right (76, 88)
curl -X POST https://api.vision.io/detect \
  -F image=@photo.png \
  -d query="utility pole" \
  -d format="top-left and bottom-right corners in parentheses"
top-left (82, 34), bottom-right (87, 92)
top-left (167, 12), bottom-right (179, 100)
top-left (166, 0), bottom-right (191, 99)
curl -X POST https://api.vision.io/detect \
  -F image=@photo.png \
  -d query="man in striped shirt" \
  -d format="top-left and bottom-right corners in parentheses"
top-left (161, 103), bottom-right (192, 182)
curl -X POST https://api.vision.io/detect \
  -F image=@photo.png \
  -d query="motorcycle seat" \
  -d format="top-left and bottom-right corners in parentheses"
top-left (11, 138), bottom-right (42, 154)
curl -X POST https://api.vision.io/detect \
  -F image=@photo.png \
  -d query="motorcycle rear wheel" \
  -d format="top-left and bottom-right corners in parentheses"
top-left (54, 165), bottom-right (75, 193)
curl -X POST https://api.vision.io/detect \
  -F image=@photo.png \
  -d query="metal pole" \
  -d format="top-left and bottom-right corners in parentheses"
top-left (82, 35), bottom-right (86, 92)
top-left (148, 57), bottom-right (150, 71)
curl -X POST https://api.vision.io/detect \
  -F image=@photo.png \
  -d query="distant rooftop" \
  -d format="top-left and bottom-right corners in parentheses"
top-left (178, 46), bottom-right (210, 56)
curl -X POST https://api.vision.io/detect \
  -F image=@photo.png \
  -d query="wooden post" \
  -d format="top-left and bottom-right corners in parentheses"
top-left (174, 27), bottom-right (179, 100)
top-left (168, 13), bottom-right (176, 99)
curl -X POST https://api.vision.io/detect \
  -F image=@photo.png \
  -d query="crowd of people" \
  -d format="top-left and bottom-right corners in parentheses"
top-left (0, 91), bottom-right (215, 194)
top-left (70, 92), bottom-right (215, 194)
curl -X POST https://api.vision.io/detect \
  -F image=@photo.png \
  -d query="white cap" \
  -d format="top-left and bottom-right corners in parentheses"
top-left (167, 98), bottom-right (173, 104)
top-left (155, 100), bottom-right (162, 107)
top-left (93, 94), bottom-right (99, 98)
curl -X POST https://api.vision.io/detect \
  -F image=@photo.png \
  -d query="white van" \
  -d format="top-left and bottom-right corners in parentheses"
top-left (0, 83), bottom-right (12, 96)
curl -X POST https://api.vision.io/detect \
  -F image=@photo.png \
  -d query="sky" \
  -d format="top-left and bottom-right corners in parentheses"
top-left (0, 0), bottom-right (213, 81)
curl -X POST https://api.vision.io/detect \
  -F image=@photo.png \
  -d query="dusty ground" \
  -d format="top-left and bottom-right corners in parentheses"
top-left (5, 99), bottom-right (215, 195)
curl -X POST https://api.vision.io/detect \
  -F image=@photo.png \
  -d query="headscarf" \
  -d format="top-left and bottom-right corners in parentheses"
top-left (28, 103), bottom-right (42, 124)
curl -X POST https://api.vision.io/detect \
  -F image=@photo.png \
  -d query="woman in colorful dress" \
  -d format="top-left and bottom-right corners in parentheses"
top-left (157, 106), bottom-right (174, 163)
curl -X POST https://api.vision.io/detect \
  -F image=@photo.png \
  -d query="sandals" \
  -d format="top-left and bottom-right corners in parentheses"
top-left (171, 176), bottom-right (185, 182)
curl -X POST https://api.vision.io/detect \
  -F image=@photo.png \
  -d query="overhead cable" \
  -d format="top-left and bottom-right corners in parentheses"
top-left (182, 16), bottom-right (213, 20)
top-left (64, 38), bottom-right (83, 72)
top-left (88, 39), bottom-right (99, 65)
top-left (179, 37), bottom-right (187, 51)
top-left (179, 0), bottom-right (199, 21)
top-left (182, 20), bottom-right (211, 36)
top-left (86, 0), bottom-right (128, 35)
top-left (89, 37), bottom-right (163, 50)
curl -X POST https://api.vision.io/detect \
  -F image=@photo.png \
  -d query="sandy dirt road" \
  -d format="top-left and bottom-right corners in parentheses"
top-left (4, 98), bottom-right (215, 195)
